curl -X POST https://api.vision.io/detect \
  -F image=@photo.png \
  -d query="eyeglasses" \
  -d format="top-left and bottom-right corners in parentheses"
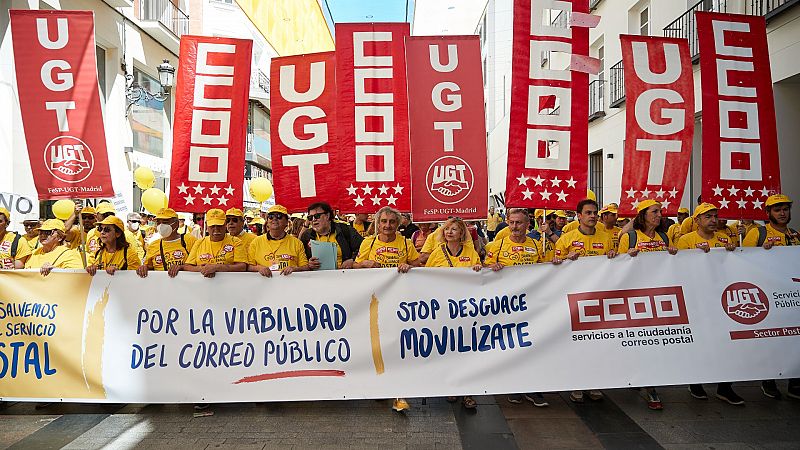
top-left (308, 212), bottom-right (327, 221)
top-left (39, 230), bottom-right (53, 238)
top-left (98, 226), bottom-right (116, 233)
top-left (267, 213), bottom-right (287, 220)
top-left (225, 217), bottom-right (242, 223)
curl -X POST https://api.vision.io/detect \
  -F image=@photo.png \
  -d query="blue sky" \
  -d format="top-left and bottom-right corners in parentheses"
top-left (320, 0), bottom-right (416, 36)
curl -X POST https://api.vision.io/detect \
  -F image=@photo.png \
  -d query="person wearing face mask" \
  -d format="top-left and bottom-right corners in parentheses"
top-left (137, 208), bottom-right (198, 278)
top-left (0, 207), bottom-right (32, 269)
top-left (25, 219), bottom-right (84, 274)
top-left (225, 208), bottom-right (256, 251)
top-left (127, 213), bottom-right (147, 249)
top-left (84, 202), bottom-right (144, 260)
top-left (300, 202), bottom-right (363, 270)
top-left (183, 209), bottom-right (247, 278)
top-left (86, 216), bottom-right (141, 276)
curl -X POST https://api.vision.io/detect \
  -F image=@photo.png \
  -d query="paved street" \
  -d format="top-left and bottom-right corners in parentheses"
top-left (2, 382), bottom-right (799, 449)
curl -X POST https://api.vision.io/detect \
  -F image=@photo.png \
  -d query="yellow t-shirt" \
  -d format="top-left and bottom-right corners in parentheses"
top-left (25, 245), bottom-right (84, 269)
top-left (677, 231), bottom-right (734, 250)
top-left (356, 235), bottom-right (420, 267)
top-left (144, 234), bottom-right (198, 270)
top-left (484, 236), bottom-right (542, 266)
top-left (555, 228), bottom-right (614, 258)
top-left (248, 234), bottom-right (308, 270)
top-left (487, 213), bottom-right (502, 232)
top-left (186, 235), bottom-right (246, 266)
top-left (352, 222), bottom-right (370, 237)
top-left (316, 232), bottom-right (343, 267)
top-left (743, 223), bottom-right (800, 247)
top-left (680, 216), bottom-right (697, 236)
top-left (23, 235), bottom-right (41, 251)
top-left (731, 221), bottom-right (758, 238)
top-left (617, 230), bottom-right (669, 253)
top-left (0, 231), bottom-right (32, 269)
top-left (86, 228), bottom-right (144, 259)
top-left (600, 225), bottom-right (622, 249)
top-left (492, 226), bottom-right (511, 242)
top-left (88, 245), bottom-right (141, 270)
top-left (234, 231), bottom-right (257, 251)
top-left (667, 223), bottom-right (682, 246)
top-left (562, 220), bottom-right (579, 234)
top-left (422, 228), bottom-right (474, 254)
top-left (425, 243), bottom-right (481, 268)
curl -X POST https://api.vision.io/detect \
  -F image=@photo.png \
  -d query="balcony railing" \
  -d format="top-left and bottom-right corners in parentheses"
top-left (750, 0), bottom-right (799, 19)
top-left (589, 79), bottom-right (605, 121)
top-left (663, 0), bottom-right (727, 62)
top-left (551, 10), bottom-right (567, 29)
top-left (609, 60), bottom-right (625, 107)
top-left (589, 0), bottom-right (604, 10)
top-left (257, 69), bottom-right (270, 94)
top-left (138, 0), bottom-right (189, 38)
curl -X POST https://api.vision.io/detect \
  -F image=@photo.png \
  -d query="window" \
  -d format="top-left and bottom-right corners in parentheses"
top-left (589, 151), bottom-right (604, 205)
top-left (639, 7), bottom-right (649, 35)
top-left (129, 67), bottom-right (164, 158)
top-left (96, 46), bottom-right (106, 99)
top-left (597, 45), bottom-right (605, 81)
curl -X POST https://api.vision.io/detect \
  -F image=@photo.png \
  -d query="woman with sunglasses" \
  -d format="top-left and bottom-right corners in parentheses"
top-left (25, 219), bottom-right (84, 274)
top-left (248, 205), bottom-right (310, 277)
top-left (425, 217), bottom-right (482, 410)
top-left (86, 216), bottom-right (141, 275)
top-left (0, 207), bottom-right (32, 269)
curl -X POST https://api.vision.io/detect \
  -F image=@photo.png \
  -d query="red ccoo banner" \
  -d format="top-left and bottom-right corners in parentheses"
top-left (506, 0), bottom-right (589, 209)
top-left (271, 52), bottom-right (339, 213)
top-left (10, 10), bottom-right (114, 199)
top-left (619, 35), bottom-right (694, 216)
top-left (335, 23), bottom-right (411, 213)
top-left (697, 12), bottom-right (781, 219)
top-left (406, 36), bottom-right (488, 222)
top-left (169, 36), bottom-right (252, 213)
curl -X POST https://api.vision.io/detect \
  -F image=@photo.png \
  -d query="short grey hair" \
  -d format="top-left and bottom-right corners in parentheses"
top-left (507, 208), bottom-right (530, 222)
top-left (375, 206), bottom-right (402, 224)
top-left (127, 212), bottom-right (142, 221)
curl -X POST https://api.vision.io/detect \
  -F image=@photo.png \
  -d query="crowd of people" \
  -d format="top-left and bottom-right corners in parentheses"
top-left (0, 193), bottom-right (797, 412)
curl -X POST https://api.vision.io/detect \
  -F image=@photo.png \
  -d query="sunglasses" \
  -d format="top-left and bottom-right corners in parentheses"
top-left (226, 217), bottom-right (242, 223)
top-left (23, 223), bottom-right (39, 228)
top-left (128, 220), bottom-right (141, 224)
top-left (267, 213), bottom-right (287, 220)
top-left (100, 212), bottom-right (114, 219)
top-left (39, 230), bottom-right (54, 238)
top-left (81, 214), bottom-right (95, 220)
top-left (98, 226), bottom-right (117, 233)
top-left (308, 212), bottom-right (327, 221)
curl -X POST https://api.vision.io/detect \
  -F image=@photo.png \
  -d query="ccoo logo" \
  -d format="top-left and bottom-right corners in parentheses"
top-left (425, 155), bottom-right (474, 205)
top-left (722, 282), bottom-right (769, 325)
top-left (44, 135), bottom-right (94, 183)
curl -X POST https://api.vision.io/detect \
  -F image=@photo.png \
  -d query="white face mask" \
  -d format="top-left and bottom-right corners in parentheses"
top-left (157, 223), bottom-right (174, 237)
top-left (129, 222), bottom-right (140, 231)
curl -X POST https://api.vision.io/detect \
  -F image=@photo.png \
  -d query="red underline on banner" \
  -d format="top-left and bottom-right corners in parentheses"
top-left (791, 278), bottom-right (800, 283)
top-left (232, 370), bottom-right (346, 384)
top-left (729, 326), bottom-right (800, 340)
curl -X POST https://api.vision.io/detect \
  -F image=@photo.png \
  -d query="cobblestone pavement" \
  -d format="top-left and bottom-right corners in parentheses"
top-left (2, 382), bottom-right (799, 449)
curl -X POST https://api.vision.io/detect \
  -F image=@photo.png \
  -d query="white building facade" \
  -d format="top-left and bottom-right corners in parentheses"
top-left (480, 0), bottom-right (800, 211)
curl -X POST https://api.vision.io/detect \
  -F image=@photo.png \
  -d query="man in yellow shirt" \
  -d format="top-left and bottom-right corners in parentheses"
top-left (137, 208), bottom-right (198, 278)
top-left (248, 205), bottom-right (309, 277)
top-left (64, 205), bottom-right (97, 251)
top-left (0, 207), bottom-right (32, 269)
top-left (226, 208), bottom-right (256, 251)
top-left (667, 207), bottom-right (690, 245)
top-left (486, 206), bottom-right (503, 241)
top-left (352, 213), bottom-right (372, 237)
top-left (554, 200), bottom-right (617, 264)
top-left (618, 199), bottom-right (678, 255)
top-left (676, 203), bottom-right (737, 252)
top-left (21, 215), bottom-right (42, 251)
top-left (484, 209), bottom-right (543, 270)
top-left (598, 204), bottom-right (622, 249)
top-left (25, 219), bottom-right (84, 274)
top-left (184, 209), bottom-right (247, 278)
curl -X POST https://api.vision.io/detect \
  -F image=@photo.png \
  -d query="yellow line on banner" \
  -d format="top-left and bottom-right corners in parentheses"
top-left (369, 294), bottom-right (385, 375)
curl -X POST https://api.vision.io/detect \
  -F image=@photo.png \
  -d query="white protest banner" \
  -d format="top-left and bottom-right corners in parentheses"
top-left (0, 191), bottom-right (40, 220)
top-left (1, 248), bottom-right (799, 402)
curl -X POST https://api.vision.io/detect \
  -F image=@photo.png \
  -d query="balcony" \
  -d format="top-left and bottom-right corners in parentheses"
top-left (249, 69), bottom-right (270, 105)
top-left (609, 60), bottom-right (625, 108)
top-left (589, 0), bottom-right (604, 11)
top-left (136, 0), bottom-right (189, 54)
top-left (750, 0), bottom-right (800, 20)
top-left (663, 0), bottom-right (728, 63)
top-left (589, 79), bottom-right (605, 121)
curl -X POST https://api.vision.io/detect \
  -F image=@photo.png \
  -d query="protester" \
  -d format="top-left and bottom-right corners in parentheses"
top-left (83, 202), bottom-right (144, 259)
top-left (527, 209), bottom-right (559, 262)
top-left (667, 207), bottom-right (691, 245)
top-left (300, 202), bottom-right (363, 270)
top-left (64, 204), bottom-right (96, 250)
top-left (191, 212), bottom-right (205, 239)
top-left (352, 213), bottom-right (372, 237)
top-left (86, 216), bottom-right (141, 275)
top-left (560, 209), bottom-right (580, 234)
top-left (21, 215), bottom-right (42, 251)
top-left (0, 207), bottom-right (32, 269)
top-left (486, 206), bottom-right (503, 241)
top-left (676, 203), bottom-right (737, 252)
top-left (25, 219), bottom-right (84, 274)
top-left (127, 212), bottom-right (146, 248)
top-left (598, 204), bottom-right (622, 249)
top-left (250, 217), bottom-right (265, 236)
top-left (399, 213), bottom-right (419, 239)
top-left (248, 205), bottom-right (310, 277)
top-left (183, 209), bottom-right (247, 278)
top-left (226, 208), bottom-right (256, 251)
top-left (419, 221), bottom-right (476, 265)
top-left (137, 208), bottom-right (197, 278)
top-left (410, 222), bottom-right (435, 251)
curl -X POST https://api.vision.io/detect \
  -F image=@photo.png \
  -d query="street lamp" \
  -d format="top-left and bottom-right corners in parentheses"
top-left (125, 59), bottom-right (175, 116)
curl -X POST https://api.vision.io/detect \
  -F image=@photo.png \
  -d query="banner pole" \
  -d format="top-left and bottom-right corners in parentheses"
top-left (77, 211), bottom-right (87, 268)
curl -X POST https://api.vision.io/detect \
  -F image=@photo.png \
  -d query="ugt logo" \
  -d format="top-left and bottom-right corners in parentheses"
top-left (722, 282), bottom-right (769, 325)
top-left (425, 155), bottom-right (474, 204)
top-left (44, 135), bottom-right (94, 183)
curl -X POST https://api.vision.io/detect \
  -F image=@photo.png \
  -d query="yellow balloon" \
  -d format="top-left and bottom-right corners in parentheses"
top-left (52, 199), bottom-right (75, 220)
top-left (134, 167), bottom-right (155, 189)
top-left (141, 188), bottom-right (168, 214)
top-left (586, 189), bottom-right (597, 201)
top-left (249, 177), bottom-right (273, 203)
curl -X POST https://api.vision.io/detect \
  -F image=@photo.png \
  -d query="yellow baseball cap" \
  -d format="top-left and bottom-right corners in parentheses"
top-left (678, 207), bottom-right (690, 214)
top-left (251, 217), bottom-right (265, 225)
top-left (600, 204), bottom-right (619, 214)
top-left (533, 209), bottom-right (544, 218)
top-left (244, 210), bottom-right (255, 219)
top-left (554, 210), bottom-right (568, 218)
top-left (267, 205), bottom-right (289, 216)
top-left (40, 219), bottom-right (66, 232)
top-left (80, 206), bottom-right (96, 215)
top-left (0, 207), bottom-right (10, 221)
top-left (765, 194), bottom-right (792, 207)
top-left (98, 215), bottom-right (125, 231)
top-left (155, 208), bottom-right (178, 220)
top-left (693, 202), bottom-right (718, 217)
top-left (225, 208), bottom-right (244, 217)
top-left (96, 202), bottom-right (116, 215)
top-left (636, 199), bottom-right (661, 213)
top-left (205, 209), bottom-right (226, 226)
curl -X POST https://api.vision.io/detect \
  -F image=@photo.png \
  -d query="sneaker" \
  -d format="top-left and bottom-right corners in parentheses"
top-left (523, 392), bottom-right (549, 407)
top-left (570, 391), bottom-right (584, 403)
top-left (761, 380), bottom-right (782, 399)
top-left (716, 386), bottom-right (745, 405)
top-left (587, 390), bottom-right (604, 401)
top-left (392, 398), bottom-right (411, 412)
top-left (193, 403), bottom-right (210, 411)
top-left (786, 381), bottom-right (800, 400)
top-left (507, 394), bottom-right (523, 404)
top-left (644, 389), bottom-right (663, 410)
top-left (688, 384), bottom-right (708, 400)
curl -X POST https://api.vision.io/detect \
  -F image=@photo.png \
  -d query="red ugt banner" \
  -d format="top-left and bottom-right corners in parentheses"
top-left (335, 23), bottom-right (411, 213)
top-left (697, 12), bottom-right (780, 219)
top-left (506, 0), bottom-right (589, 209)
top-left (271, 52), bottom-right (339, 213)
top-left (169, 36), bottom-right (252, 213)
top-left (619, 35), bottom-right (694, 217)
top-left (406, 36), bottom-right (488, 222)
top-left (10, 10), bottom-right (113, 199)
